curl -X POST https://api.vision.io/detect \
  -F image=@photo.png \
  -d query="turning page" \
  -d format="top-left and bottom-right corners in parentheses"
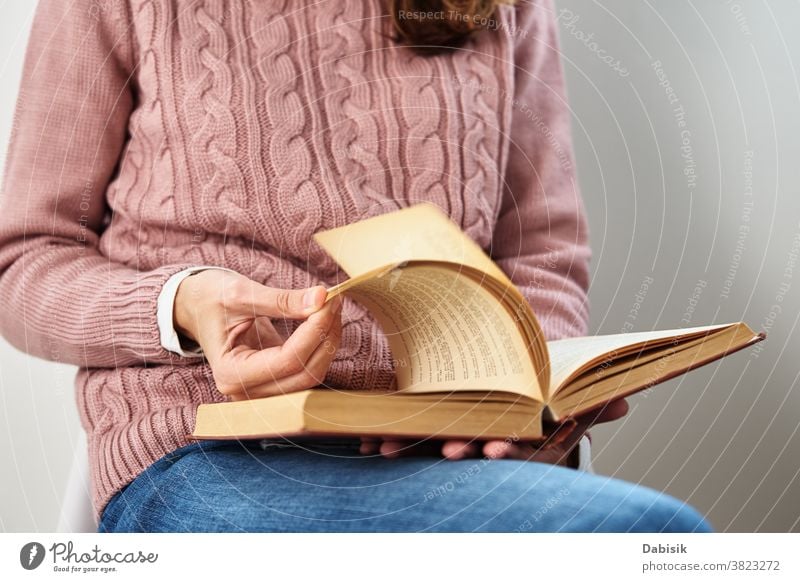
top-left (341, 263), bottom-right (543, 401)
top-left (313, 202), bottom-right (510, 283)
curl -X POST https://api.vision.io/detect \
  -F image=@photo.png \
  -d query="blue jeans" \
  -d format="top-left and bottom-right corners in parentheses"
top-left (98, 439), bottom-right (713, 532)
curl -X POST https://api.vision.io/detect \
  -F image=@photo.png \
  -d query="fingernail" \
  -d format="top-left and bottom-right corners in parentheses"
top-left (303, 288), bottom-right (318, 310)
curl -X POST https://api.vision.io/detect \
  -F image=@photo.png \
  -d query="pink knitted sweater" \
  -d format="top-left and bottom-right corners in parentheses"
top-left (0, 0), bottom-right (590, 522)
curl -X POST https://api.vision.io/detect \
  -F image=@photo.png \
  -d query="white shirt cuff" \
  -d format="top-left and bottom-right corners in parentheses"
top-left (576, 435), bottom-right (593, 473)
top-left (156, 266), bottom-right (238, 357)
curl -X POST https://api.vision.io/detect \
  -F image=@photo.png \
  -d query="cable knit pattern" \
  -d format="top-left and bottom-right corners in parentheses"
top-left (0, 0), bottom-right (591, 522)
top-left (394, 47), bottom-right (449, 212)
top-left (317, 1), bottom-right (389, 210)
top-left (457, 46), bottom-right (505, 243)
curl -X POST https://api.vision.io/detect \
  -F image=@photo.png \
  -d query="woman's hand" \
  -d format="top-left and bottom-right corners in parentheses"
top-left (174, 269), bottom-right (342, 401)
top-left (360, 399), bottom-right (629, 466)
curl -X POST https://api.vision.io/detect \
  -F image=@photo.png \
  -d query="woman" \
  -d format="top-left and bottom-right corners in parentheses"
top-left (0, 0), bottom-right (711, 532)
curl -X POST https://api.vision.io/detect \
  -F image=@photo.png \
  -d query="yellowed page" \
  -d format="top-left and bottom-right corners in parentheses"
top-left (341, 264), bottom-right (542, 401)
top-left (313, 203), bottom-right (510, 284)
top-left (549, 323), bottom-right (763, 419)
top-left (547, 323), bottom-right (735, 394)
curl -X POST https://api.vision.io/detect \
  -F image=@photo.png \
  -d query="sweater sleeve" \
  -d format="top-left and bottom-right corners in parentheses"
top-left (156, 266), bottom-right (240, 357)
top-left (491, 0), bottom-right (591, 340)
top-left (0, 0), bottom-right (199, 368)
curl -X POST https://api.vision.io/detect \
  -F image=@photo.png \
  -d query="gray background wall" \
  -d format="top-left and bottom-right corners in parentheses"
top-left (559, 0), bottom-right (799, 532)
top-left (1, 1), bottom-right (798, 531)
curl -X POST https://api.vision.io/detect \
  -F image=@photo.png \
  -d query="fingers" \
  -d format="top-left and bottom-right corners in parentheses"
top-left (276, 297), bottom-right (342, 370)
top-left (179, 272), bottom-right (327, 340)
top-left (441, 440), bottom-right (480, 460)
top-left (378, 439), bottom-right (448, 458)
top-left (187, 270), bottom-right (344, 397)
top-left (227, 332), bottom-right (343, 400)
top-left (481, 428), bottom-right (585, 465)
top-left (249, 317), bottom-right (286, 348)
top-left (378, 440), bottom-right (408, 458)
top-left (234, 317), bottom-right (284, 351)
top-left (359, 438), bottom-right (381, 455)
top-left (596, 398), bottom-right (629, 422)
top-left (483, 440), bottom-right (515, 459)
top-left (215, 300), bottom-right (342, 396)
top-left (357, 439), bottom-right (452, 458)
top-left (359, 436), bottom-right (577, 466)
top-left (228, 343), bottom-right (334, 400)
top-left (249, 282), bottom-right (327, 319)
top-left (527, 445), bottom-right (574, 466)
top-left (575, 398), bottom-right (630, 425)
top-left (357, 439), bottom-right (481, 459)
top-left (363, 438), bottom-right (432, 457)
top-left (481, 440), bottom-right (570, 465)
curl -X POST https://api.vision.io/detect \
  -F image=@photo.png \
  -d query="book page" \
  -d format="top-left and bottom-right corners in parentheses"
top-left (313, 203), bottom-right (510, 284)
top-left (341, 264), bottom-right (543, 401)
top-left (547, 323), bottom-right (734, 394)
top-left (549, 323), bottom-right (762, 419)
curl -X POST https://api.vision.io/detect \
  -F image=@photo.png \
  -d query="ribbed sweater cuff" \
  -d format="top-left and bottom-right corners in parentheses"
top-left (96, 263), bottom-right (204, 365)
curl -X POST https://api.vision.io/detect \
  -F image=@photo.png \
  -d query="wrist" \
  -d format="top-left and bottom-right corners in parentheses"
top-left (174, 273), bottom-right (203, 342)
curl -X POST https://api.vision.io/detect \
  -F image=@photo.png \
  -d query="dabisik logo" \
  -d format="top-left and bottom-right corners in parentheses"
top-left (20, 542), bottom-right (46, 570)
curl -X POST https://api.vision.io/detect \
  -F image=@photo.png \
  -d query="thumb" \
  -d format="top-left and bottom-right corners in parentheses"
top-left (253, 285), bottom-right (328, 319)
top-left (254, 284), bottom-right (327, 319)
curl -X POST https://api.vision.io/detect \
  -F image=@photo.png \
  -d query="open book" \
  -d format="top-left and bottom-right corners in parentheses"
top-left (192, 204), bottom-right (765, 442)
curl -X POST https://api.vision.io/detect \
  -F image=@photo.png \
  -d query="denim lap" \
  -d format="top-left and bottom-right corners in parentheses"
top-left (98, 440), bottom-right (713, 533)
